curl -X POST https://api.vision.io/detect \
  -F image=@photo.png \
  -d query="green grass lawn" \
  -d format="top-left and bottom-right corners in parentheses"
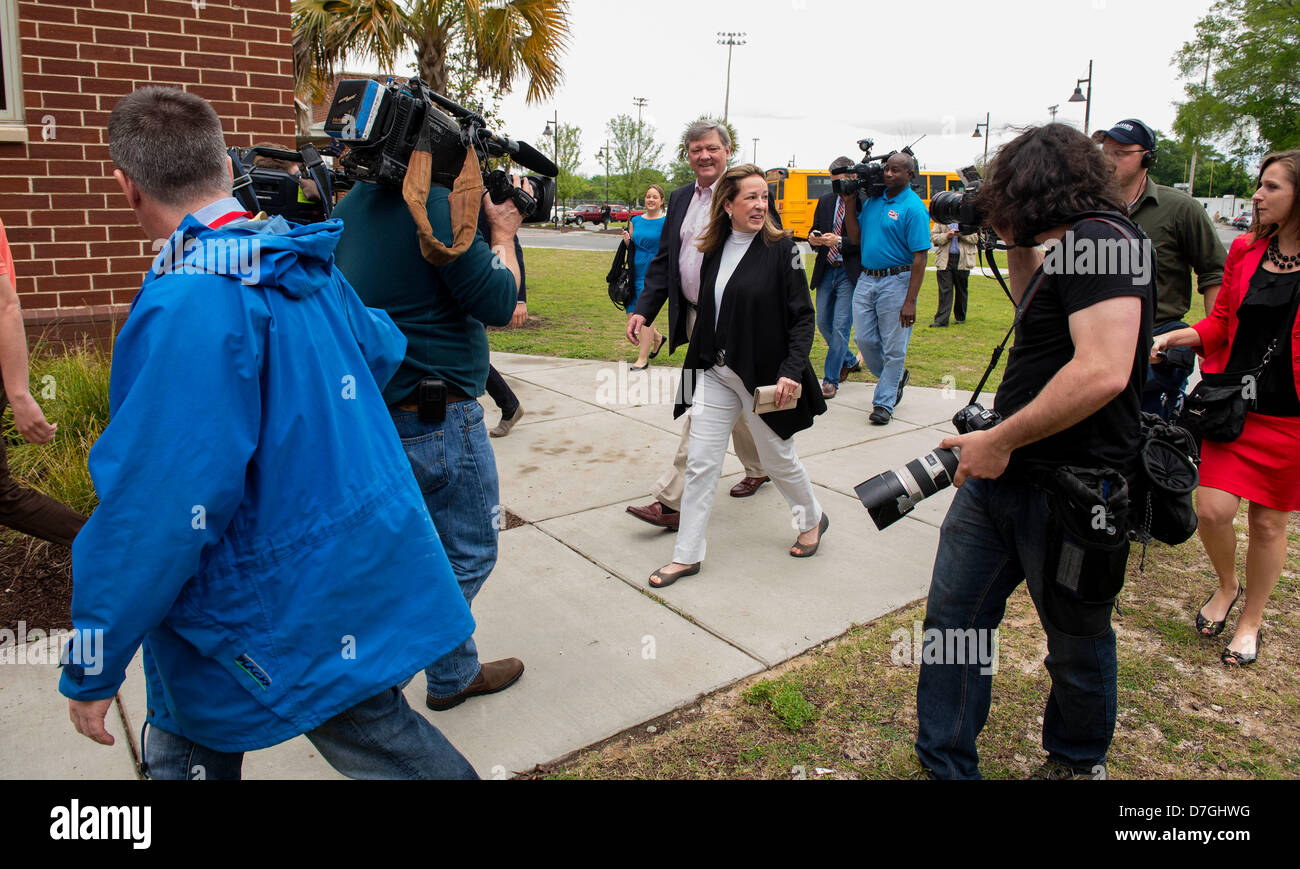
top-left (495, 248), bottom-right (1013, 394)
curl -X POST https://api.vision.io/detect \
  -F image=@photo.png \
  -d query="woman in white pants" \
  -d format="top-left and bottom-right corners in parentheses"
top-left (649, 164), bottom-right (829, 588)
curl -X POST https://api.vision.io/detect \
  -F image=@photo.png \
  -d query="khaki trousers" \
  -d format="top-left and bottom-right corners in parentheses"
top-left (650, 304), bottom-right (764, 511)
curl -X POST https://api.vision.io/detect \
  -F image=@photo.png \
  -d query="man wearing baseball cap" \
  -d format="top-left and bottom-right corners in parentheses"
top-left (1095, 118), bottom-right (1226, 418)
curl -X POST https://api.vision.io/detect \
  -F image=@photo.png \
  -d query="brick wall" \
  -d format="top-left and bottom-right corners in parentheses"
top-left (1, 0), bottom-right (294, 341)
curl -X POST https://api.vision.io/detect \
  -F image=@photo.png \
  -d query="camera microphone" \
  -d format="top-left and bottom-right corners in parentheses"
top-left (490, 136), bottom-right (559, 177)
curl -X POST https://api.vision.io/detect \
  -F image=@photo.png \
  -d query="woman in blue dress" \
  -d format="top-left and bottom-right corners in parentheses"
top-left (623, 184), bottom-right (668, 369)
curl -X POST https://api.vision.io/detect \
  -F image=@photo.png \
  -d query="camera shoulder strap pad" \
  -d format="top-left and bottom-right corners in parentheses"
top-left (402, 128), bottom-right (483, 266)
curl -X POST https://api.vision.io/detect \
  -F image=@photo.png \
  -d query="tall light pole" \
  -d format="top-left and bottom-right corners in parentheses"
top-left (596, 140), bottom-right (610, 205)
top-left (1067, 58), bottom-right (1093, 134)
top-left (542, 109), bottom-right (559, 222)
top-left (971, 112), bottom-right (990, 167)
top-left (632, 96), bottom-right (648, 204)
top-left (1048, 104), bottom-right (1059, 122)
top-left (717, 31), bottom-right (746, 122)
top-left (752, 137), bottom-right (759, 166)
top-left (1189, 50), bottom-right (1211, 197)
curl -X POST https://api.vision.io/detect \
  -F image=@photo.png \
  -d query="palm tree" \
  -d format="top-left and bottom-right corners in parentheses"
top-left (292, 0), bottom-right (571, 104)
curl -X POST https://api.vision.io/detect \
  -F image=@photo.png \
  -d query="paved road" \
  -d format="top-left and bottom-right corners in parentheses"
top-left (1216, 224), bottom-right (1247, 250)
top-left (519, 227), bottom-right (622, 252)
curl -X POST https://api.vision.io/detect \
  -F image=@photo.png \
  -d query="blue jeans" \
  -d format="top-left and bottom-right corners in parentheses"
top-left (391, 400), bottom-right (499, 699)
top-left (853, 271), bottom-right (913, 411)
top-left (915, 476), bottom-right (1118, 779)
top-left (1142, 320), bottom-right (1193, 420)
top-left (140, 687), bottom-right (478, 779)
top-left (816, 265), bottom-right (858, 385)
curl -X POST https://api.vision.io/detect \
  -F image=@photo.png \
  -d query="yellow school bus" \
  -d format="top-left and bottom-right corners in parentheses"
top-left (766, 167), bottom-right (964, 239)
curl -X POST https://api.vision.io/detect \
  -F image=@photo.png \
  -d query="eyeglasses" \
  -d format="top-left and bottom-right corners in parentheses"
top-left (1101, 147), bottom-right (1146, 158)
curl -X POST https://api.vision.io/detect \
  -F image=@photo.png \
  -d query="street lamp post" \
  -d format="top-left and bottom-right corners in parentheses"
top-left (542, 110), bottom-right (559, 222)
top-left (717, 31), bottom-right (746, 122)
top-left (971, 112), bottom-right (990, 167)
top-left (1048, 104), bottom-right (1059, 122)
top-left (596, 140), bottom-right (610, 206)
top-left (752, 137), bottom-right (759, 166)
top-left (1068, 59), bottom-right (1093, 135)
top-left (632, 96), bottom-right (648, 204)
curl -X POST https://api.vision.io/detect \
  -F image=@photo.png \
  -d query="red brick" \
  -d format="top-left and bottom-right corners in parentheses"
top-left (58, 289), bottom-right (117, 308)
top-left (0, 177), bottom-right (31, 193)
top-left (33, 178), bottom-right (88, 194)
top-left (131, 48), bottom-right (184, 67)
top-left (8, 243), bottom-right (33, 261)
top-left (201, 69), bottom-right (247, 87)
top-left (27, 143), bottom-right (85, 161)
top-left (102, 0), bottom-right (147, 12)
top-left (198, 37), bottom-right (245, 56)
top-left (87, 178), bottom-right (121, 195)
top-left (93, 271), bottom-right (146, 290)
top-left (76, 8), bottom-right (133, 29)
top-left (36, 23), bottom-right (96, 42)
top-left (35, 275), bottom-right (93, 293)
top-left (22, 54), bottom-right (40, 75)
top-left (108, 225), bottom-right (146, 241)
top-left (190, 2), bottom-right (245, 23)
top-left (184, 52), bottom-right (232, 70)
top-left (247, 72), bottom-right (293, 91)
top-left (33, 124), bottom-right (102, 145)
top-left (20, 259), bottom-right (54, 277)
top-left (34, 243), bottom-right (90, 260)
top-left (209, 100), bottom-right (244, 118)
top-left (3, 226), bottom-right (52, 244)
top-left (102, 26), bottom-right (149, 46)
top-left (58, 225), bottom-right (111, 242)
top-left (183, 17), bottom-right (233, 38)
top-left (17, 291), bottom-right (61, 307)
top-left (37, 92), bottom-right (99, 111)
top-left (84, 44), bottom-right (132, 62)
top-left (82, 78), bottom-right (138, 96)
top-left (96, 61), bottom-right (150, 80)
top-left (90, 209), bottom-right (137, 227)
top-left (44, 57), bottom-right (98, 77)
top-left (242, 57), bottom-right (278, 74)
top-left (147, 31), bottom-right (199, 51)
top-left (245, 10), bottom-right (287, 28)
top-left (4, 194), bottom-right (53, 210)
top-left (108, 255), bottom-right (152, 274)
top-left (83, 145), bottom-right (112, 162)
top-left (90, 241), bottom-right (145, 258)
top-left (191, 84), bottom-right (235, 102)
top-left (22, 39), bottom-right (80, 59)
top-left (18, 1), bottom-right (77, 23)
top-left (82, 111), bottom-right (112, 128)
top-left (129, 13), bottom-right (182, 34)
top-left (236, 87), bottom-right (282, 105)
top-left (51, 193), bottom-right (107, 210)
top-left (151, 68), bottom-right (202, 86)
top-left (49, 160), bottom-right (100, 176)
top-left (232, 23), bottom-right (280, 44)
top-left (55, 257), bottom-right (108, 275)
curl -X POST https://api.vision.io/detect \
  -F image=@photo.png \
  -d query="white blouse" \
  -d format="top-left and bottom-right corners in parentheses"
top-left (715, 230), bottom-right (757, 327)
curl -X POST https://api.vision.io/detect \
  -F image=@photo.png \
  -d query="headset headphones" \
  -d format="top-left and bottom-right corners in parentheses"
top-left (1131, 119), bottom-right (1158, 169)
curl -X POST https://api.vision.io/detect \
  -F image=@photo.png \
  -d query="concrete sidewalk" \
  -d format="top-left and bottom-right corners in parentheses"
top-left (0, 351), bottom-right (969, 779)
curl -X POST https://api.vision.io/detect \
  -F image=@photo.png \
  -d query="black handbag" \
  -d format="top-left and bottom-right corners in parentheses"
top-left (606, 235), bottom-right (634, 311)
top-left (1180, 338), bottom-right (1277, 443)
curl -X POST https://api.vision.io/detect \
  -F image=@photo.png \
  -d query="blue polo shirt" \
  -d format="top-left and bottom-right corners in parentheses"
top-left (859, 186), bottom-right (932, 271)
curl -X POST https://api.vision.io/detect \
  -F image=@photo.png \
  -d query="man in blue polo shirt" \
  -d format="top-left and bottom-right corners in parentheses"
top-left (843, 152), bottom-right (933, 424)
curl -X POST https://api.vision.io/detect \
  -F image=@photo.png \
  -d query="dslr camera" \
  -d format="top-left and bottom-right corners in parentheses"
top-left (854, 402), bottom-right (1003, 530)
top-left (324, 77), bottom-right (556, 222)
top-left (928, 165), bottom-right (985, 232)
top-left (829, 139), bottom-right (916, 199)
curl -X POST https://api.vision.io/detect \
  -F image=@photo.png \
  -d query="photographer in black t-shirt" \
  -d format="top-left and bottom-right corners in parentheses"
top-left (914, 124), bottom-right (1152, 780)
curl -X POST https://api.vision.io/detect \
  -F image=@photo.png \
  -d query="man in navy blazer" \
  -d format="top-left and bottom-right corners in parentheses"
top-left (625, 121), bottom-right (769, 528)
top-left (808, 156), bottom-right (863, 398)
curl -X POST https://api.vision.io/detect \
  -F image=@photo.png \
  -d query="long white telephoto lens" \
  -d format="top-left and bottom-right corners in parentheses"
top-left (855, 448), bottom-right (960, 530)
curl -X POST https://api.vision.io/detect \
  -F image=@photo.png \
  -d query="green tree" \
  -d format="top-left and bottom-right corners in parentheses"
top-left (1171, 0), bottom-right (1300, 157)
top-left (292, 0), bottom-right (572, 104)
top-left (1149, 134), bottom-right (1257, 198)
top-left (606, 113), bottom-right (664, 205)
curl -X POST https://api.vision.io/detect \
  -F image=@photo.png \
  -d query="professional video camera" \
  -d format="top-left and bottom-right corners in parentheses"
top-left (928, 165), bottom-right (985, 233)
top-left (228, 143), bottom-right (351, 224)
top-left (324, 77), bottom-right (556, 222)
top-left (853, 402), bottom-right (1002, 530)
top-left (829, 138), bottom-right (917, 199)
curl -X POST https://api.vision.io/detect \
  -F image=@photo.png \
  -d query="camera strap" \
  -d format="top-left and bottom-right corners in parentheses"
top-left (402, 128), bottom-right (484, 265)
top-left (227, 148), bottom-right (259, 215)
top-left (299, 143), bottom-right (334, 219)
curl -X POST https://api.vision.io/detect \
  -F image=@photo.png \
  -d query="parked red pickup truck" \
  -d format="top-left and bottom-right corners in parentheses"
top-left (564, 204), bottom-right (645, 226)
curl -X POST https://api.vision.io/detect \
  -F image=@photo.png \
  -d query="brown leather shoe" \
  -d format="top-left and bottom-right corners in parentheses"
top-left (426, 657), bottom-right (525, 711)
top-left (729, 476), bottom-right (770, 498)
top-left (626, 501), bottom-right (680, 528)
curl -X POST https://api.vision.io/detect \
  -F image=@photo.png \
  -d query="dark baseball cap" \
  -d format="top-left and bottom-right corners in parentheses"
top-left (1099, 119), bottom-right (1155, 151)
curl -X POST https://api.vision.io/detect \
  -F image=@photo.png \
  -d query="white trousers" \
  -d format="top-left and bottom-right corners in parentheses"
top-left (673, 366), bottom-right (823, 565)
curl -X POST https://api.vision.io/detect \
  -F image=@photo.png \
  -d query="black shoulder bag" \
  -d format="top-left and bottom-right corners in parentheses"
top-left (1180, 337), bottom-right (1279, 444)
top-left (606, 232), bottom-right (634, 311)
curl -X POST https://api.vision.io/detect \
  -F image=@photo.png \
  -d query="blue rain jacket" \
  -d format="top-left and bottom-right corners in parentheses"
top-left (59, 213), bottom-right (474, 752)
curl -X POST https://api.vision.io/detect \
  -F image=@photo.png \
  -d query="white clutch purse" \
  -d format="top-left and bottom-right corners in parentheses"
top-left (753, 383), bottom-right (802, 414)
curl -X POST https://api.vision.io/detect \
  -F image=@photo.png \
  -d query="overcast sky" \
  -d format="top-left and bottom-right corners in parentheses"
top-left (481, 0), bottom-right (1217, 181)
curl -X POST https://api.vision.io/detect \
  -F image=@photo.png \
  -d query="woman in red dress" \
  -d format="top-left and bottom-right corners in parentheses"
top-left (1152, 150), bottom-right (1300, 666)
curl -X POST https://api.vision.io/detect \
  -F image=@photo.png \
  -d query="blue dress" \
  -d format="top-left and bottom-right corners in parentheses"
top-left (629, 214), bottom-right (666, 310)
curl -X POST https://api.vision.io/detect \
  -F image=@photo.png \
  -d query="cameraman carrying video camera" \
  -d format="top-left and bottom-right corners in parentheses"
top-left (331, 93), bottom-right (530, 713)
top-left (914, 124), bottom-right (1152, 780)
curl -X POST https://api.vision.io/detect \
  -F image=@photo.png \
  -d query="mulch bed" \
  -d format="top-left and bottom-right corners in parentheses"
top-left (1, 538), bottom-right (73, 634)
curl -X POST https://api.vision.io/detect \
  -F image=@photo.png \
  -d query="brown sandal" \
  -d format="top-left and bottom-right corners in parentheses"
top-left (649, 562), bottom-right (700, 588)
top-left (790, 512), bottom-right (829, 557)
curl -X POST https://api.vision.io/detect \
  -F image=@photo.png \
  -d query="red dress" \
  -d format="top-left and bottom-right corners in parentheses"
top-left (1193, 235), bottom-right (1300, 511)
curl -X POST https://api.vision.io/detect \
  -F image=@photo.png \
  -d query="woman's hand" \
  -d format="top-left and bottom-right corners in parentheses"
top-left (775, 376), bottom-right (800, 409)
top-left (1150, 327), bottom-right (1202, 363)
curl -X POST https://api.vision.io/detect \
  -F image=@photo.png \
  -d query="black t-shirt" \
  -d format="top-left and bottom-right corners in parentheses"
top-left (995, 219), bottom-right (1153, 474)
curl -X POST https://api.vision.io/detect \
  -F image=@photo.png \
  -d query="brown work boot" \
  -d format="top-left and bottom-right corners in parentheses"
top-left (426, 658), bottom-right (525, 711)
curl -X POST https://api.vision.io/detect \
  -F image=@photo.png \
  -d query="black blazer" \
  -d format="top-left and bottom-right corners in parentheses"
top-left (635, 180), bottom-right (785, 355)
top-left (808, 192), bottom-right (861, 292)
top-left (634, 181), bottom-right (695, 354)
top-left (674, 231), bottom-right (827, 439)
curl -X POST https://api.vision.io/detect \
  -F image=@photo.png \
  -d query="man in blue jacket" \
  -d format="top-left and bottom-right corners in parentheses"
top-left (61, 87), bottom-right (478, 779)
